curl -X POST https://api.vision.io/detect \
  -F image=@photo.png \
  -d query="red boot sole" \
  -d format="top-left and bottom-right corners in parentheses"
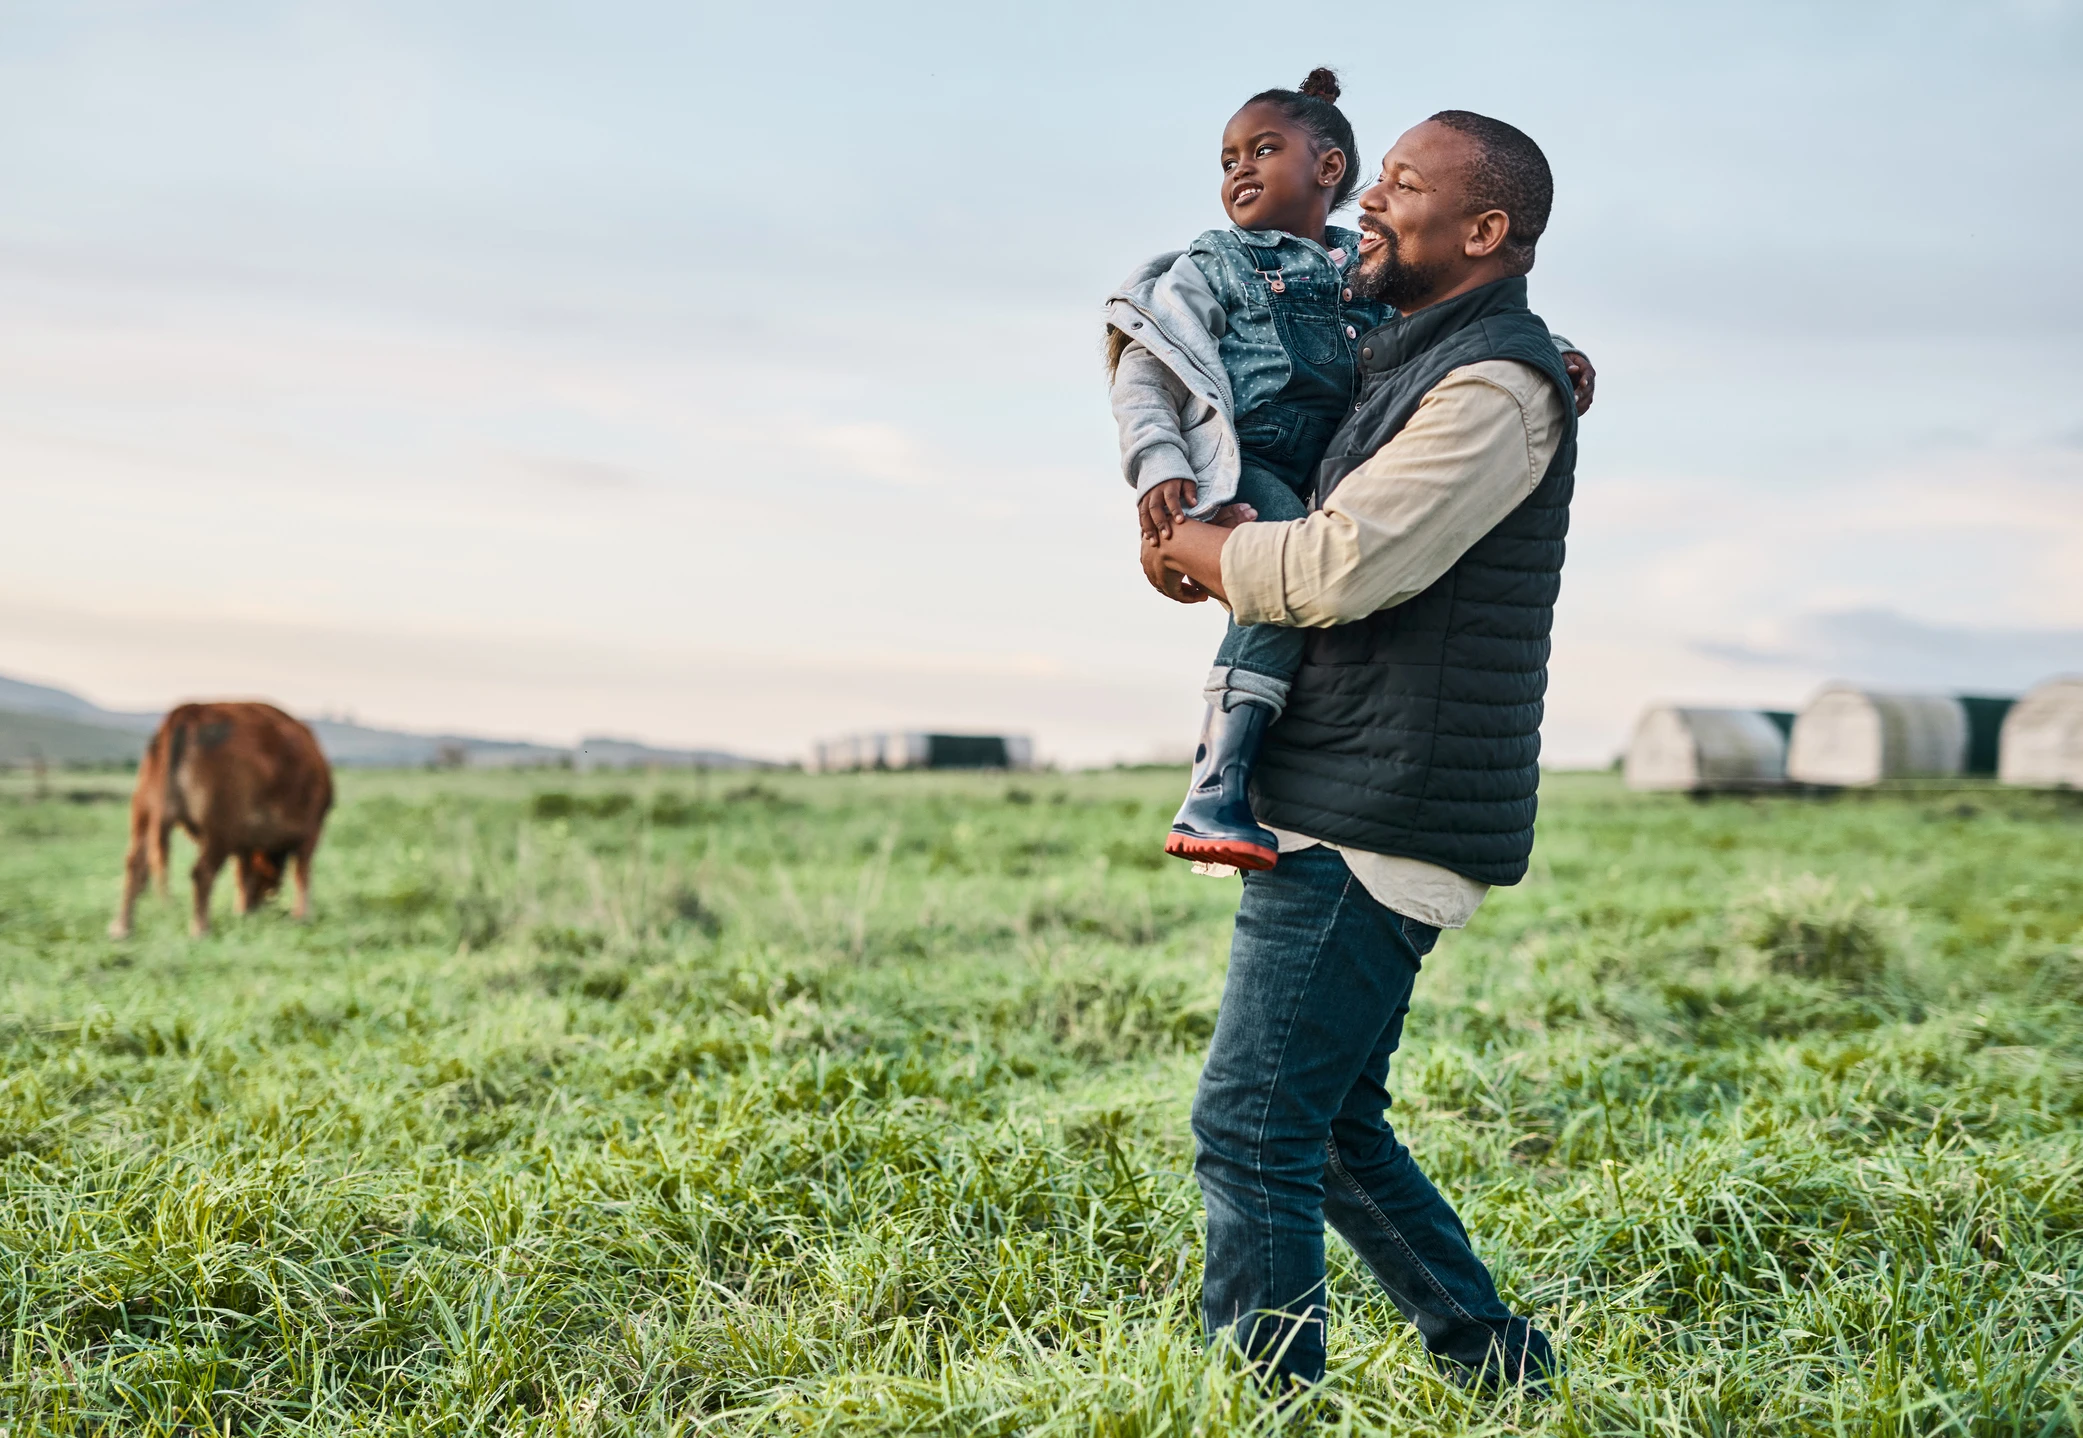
top-left (1164, 833), bottom-right (1279, 871)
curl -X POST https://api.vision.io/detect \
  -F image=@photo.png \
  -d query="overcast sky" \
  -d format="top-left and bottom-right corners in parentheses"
top-left (2, 0), bottom-right (2079, 765)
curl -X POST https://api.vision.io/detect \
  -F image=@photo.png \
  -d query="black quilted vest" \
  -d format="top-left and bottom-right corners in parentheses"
top-left (1250, 276), bottom-right (1577, 886)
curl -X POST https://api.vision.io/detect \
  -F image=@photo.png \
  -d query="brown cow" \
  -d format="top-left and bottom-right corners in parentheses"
top-left (111, 702), bottom-right (334, 939)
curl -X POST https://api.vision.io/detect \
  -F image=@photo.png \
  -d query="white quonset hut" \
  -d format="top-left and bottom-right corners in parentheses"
top-left (1785, 686), bottom-right (2014, 786)
top-left (1999, 676), bottom-right (2083, 788)
top-left (811, 732), bottom-right (1034, 773)
top-left (1624, 705), bottom-right (1793, 791)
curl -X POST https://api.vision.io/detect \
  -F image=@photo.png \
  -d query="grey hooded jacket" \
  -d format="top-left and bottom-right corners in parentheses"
top-left (1104, 252), bottom-right (1241, 519)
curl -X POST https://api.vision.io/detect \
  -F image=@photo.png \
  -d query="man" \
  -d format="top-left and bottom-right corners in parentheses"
top-left (1143, 110), bottom-right (1586, 1389)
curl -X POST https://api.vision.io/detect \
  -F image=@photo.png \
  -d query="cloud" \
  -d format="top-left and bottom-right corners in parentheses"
top-left (1535, 450), bottom-right (2083, 764)
top-left (1568, 448), bottom-right (2083, 637)
top-left (0, 590), bottom-right (1192, 769)
top-left (8, 4), bottom-right (2083, 775)
top-left (511, 454), bottom-right (641, 490)
top-left (804, 423), bottom-right (939, 488)
top-left (1693, 609), bottom-right (2083, 693)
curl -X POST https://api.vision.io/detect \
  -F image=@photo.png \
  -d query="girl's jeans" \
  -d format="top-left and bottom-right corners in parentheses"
top-left (1191, 845), bottom-right (1553, 1384)
top-left (1211, 403), bottom-right (1338, 704)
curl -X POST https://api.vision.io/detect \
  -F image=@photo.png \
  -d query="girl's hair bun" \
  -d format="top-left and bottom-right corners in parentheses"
top-left (1298, 67), bottom-right (1341, 103)
top-left (1242, 67), bottom-right (1360, 209)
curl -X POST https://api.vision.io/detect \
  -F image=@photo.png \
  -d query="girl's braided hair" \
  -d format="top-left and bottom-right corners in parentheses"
top-left (1245, 68), bottom-right (1361, 211)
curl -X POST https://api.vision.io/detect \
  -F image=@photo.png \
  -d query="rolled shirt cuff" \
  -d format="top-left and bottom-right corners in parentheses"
top-left (1218, 519), bottom-right (1292, 626)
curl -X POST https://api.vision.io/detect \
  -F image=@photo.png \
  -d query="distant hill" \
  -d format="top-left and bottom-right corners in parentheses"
top-left (0, 674), bottom-right (156, 732)
top-left (575, 736), bottom-right (776, 772)
top-left (300, 719), bottom-right (570, 770)
top-left (0, 709), bottom-right (148, 767)
top-left (0, 672), bottom-right (773, 771)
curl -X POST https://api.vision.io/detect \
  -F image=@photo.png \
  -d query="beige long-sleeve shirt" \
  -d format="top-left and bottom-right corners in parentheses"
top-left (1218, 358), bottom-right (1569, 928)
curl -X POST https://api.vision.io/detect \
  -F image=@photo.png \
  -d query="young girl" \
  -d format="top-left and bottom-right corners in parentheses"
top-left (1105, 68), bottom-right (1386, 871)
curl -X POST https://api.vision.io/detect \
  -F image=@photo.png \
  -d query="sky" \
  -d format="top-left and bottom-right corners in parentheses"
top-left (2, 0), bottom-right (2080, 766)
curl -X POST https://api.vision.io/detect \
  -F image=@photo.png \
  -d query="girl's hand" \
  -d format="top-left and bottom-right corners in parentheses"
top-left (1138, 478), bottom-right (1199, 540)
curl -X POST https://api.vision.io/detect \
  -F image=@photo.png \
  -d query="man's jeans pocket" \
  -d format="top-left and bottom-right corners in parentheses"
top-left (1398, 914), bottom-right (1440, 959)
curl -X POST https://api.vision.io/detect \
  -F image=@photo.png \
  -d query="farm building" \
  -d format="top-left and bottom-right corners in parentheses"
top-left (811, 732), bottom-right (1034, 773)
top-left (1623, 705), bottom-right (1793, 791)
top-left (1785, 686), bottom-right (2014, 786)
top-left (1998, 676), bottom-right (2083, 788)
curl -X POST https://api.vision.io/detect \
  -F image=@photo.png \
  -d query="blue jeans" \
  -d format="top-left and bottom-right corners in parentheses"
top-left (1211, 403), bottom-right (1337, 693)
top-left (1192, 845), bottom-right (1552, 1385)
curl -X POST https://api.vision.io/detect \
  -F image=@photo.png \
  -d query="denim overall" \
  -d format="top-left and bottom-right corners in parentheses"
top-left (1214, 237), bottom-right (1368, 690)
top-left (1162, 231), bottom-right (1383, 871)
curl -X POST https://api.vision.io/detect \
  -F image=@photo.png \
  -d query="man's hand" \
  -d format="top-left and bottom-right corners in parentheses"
top-left (1141, 531), bottom-right (1209, 602)
top-left (1140, 514), bottom-right (1240, 605)
top-left (1564, 350), bottom-right (1596, 416)
top-left (1138, 478), bottom-right (1198, 540)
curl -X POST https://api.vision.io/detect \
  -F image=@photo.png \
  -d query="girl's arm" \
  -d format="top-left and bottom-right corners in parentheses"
top-left (1109, 339), bottom-right (1198, 502)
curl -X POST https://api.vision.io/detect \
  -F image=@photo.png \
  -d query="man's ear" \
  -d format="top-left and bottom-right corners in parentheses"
top-left (1464, 209), bottom-right (1510, 260)
top-left (1318, 146), bottom-right (1348, 194)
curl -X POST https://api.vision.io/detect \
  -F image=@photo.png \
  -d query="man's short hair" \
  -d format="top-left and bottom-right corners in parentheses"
top-left (1428, 110), bottom-right (1552, 274)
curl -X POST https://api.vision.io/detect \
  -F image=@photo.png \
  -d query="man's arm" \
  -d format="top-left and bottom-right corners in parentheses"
top-left (1150, 360), bottom-right (1566, 625)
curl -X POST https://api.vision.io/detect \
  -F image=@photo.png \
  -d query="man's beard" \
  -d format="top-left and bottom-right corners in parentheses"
top-left (1351, 220), bottom-right (1450, 311)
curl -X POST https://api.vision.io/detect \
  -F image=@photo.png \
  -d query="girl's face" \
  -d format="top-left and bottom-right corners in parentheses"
top-left (1219, 101), bottom-right (1344, 238)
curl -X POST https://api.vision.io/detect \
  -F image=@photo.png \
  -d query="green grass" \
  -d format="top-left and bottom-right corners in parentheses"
top-left (3, 767), bottom-right (2082, 1435)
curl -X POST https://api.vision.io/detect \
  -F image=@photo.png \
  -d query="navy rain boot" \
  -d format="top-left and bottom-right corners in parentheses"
top-left (1164, 700), bottom-right (1279, 870)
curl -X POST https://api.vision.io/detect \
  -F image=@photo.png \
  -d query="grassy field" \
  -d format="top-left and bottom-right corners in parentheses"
top-left (2, 766), bottom-right (2081, 1435)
